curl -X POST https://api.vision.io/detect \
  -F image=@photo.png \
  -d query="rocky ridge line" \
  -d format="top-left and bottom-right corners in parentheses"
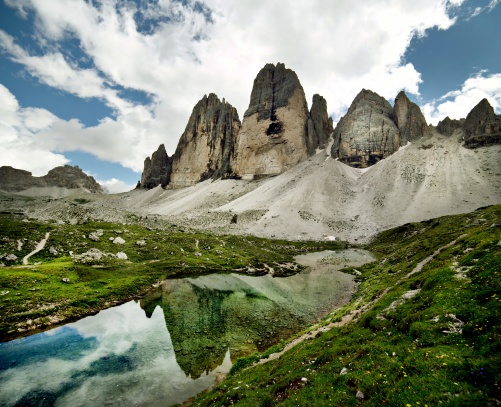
top-left (0, 165), bottom-right (104, 193)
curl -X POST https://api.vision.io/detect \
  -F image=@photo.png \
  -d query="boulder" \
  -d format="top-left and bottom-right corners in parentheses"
top-left (73, 248), bottom-right (116, 264)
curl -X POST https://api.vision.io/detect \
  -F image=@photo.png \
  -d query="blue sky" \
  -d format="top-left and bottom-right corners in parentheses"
top-left (0, 0), bottom-right (500, 193)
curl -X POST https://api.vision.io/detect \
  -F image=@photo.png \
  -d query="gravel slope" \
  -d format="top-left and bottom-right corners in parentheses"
top-left (2, 133), bottom-right (499, 243)
top-left (139, 133), bottom-right (501, 242)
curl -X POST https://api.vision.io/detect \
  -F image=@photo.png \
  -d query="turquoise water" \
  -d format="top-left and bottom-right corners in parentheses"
top-left (0, 250), bottom-right (372, 406)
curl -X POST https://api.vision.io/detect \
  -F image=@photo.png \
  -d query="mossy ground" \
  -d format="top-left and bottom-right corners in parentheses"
top-left (189, 205), bottom-right (501, 406)
top-left (0, 215), bottom-right (345, 340)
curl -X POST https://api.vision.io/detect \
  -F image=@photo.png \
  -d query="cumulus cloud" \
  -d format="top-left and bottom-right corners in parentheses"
top-left (0, 84), bottom-right (158, 184)
top-left (98, 178), bottom-right (137, 194)
top-left (0, 84), bottom-right (69, 174)
top-left (0, 0), bottom-right (490, 176)
top-left (423, 71), bottom-right (501, 124)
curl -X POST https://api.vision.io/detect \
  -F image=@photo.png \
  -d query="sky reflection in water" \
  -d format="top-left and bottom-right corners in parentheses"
top-left (0, 250), bottom-right (365, 406)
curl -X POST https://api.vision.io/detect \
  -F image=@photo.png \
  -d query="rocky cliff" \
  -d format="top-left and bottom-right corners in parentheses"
top-left (0, 165), bottom-right (103, 193)
top-left (463, 98), bottom-right (501, 148)
top-left (309, 94), bottom-right (334, 149)
top-left (331, 89), bottom-right (400, 167)
top-left (169, 93), bottom-right (241, 187)
top-left (139, 144), bottom-right (171, 189)
top-left (139, 63), bottom-right (333, 185)
top-left (330, 89), bottom-right (432, 167)
top-left (435, 116), bottom-right (464, 137)
top-left (233, 63), bottom-right (319, 178)
top-left (393, 91), bottom-right (431, 144)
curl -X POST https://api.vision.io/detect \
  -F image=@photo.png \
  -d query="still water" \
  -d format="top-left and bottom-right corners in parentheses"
top-left (0, 249), bottom-right (374, 406)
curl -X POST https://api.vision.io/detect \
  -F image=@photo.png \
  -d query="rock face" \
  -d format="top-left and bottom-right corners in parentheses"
top-left (310, 94), bottom-right (334, 149)
top-left (393, 91), bottom-right (431, 144)
top-left (140, 144), bottom-right (171, 189)
top-left (331, 89), bottom-right (400, 168)
top-left (463, 99), bottom-right (501, 148)
top-left (0, 165), bottom-right (103, 193)
top-left (139, 63), bottom-right (333, 185)
top-left (233, 63), bottom-right (318, 178)
top-left (331, 90), bottom-right (432, 168)
top-left (436, 116), bottom-right (464, 137)
top-left (169, 94), bottom-right (241, 187)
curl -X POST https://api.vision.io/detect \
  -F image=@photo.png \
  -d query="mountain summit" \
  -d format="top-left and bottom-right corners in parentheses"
top-left (138, 63), bottom-right (500, 187)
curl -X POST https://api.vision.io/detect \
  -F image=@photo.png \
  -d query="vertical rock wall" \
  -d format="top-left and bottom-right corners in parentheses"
top-left (463, 99), bottom-right (501, 148)
top-left (232, 63), bottom-right (316, 178)
top-left (393, 91), bottom-right (431, 144)
top-left (140, 144), bottom-right (171, 189)
top-left (331, 89), bottom-right (400, 168)
top-left (169, 94), bottom-right (241, 187)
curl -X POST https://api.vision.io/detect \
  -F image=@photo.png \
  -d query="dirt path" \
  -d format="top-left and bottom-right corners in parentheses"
top-left (253, 235), bottom-right (466, 367)
top-left (23, 232), bottom-right (50, 265)
top-left (405, 234), bottom-right (466, 279)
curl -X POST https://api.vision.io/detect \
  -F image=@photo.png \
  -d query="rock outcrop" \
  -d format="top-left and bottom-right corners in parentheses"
top-left (331, 90), bottom-right (432, 167)
top-left (309, 94), bottom-right (334, 149)
top-left (393, 91), bottom-right (431, 144)
top-left (0, 165), bottom-right (103, 193)
top-left (331, 89), bottom-right (400, 167)
top-left (435, 116), bottom-right (464, 137)
top-left (463, 98), bottom-right (501, 148)
top-left (139, 144), bottom-right (171, 189)
top-left (233, 63), bottom-right (318, 178)
top-left (139, 63), bottom-right (334, 185)
top-left (169, 93), bottom-right (241, 187)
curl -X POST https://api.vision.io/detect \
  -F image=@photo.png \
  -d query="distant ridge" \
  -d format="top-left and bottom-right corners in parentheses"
top-left (0, 165), bottom-right (104, 194)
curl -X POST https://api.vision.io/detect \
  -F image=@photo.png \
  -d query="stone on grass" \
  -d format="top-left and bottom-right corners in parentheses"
top-left (62, 277), bottom-right (70, 283)
top-left (116, 252), bottom-right (128, 260)
top-left (113, 237), bottom-right (125, 244)
top-left (340, 367), bottom-right (347, 375)
top-left (89, 232), bottom-right (101, 241)
top-left (356, 390), bottom-right (364, 400)
top-left (5, 254), bottom-right (17, 261)
top-left (136, 240), bottom-right (146, 246)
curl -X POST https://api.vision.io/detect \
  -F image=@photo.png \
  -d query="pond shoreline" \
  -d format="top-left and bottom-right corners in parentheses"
top-left (0, 252), bottom-right (337, 342)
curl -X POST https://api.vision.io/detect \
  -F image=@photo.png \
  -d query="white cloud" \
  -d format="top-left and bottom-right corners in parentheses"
top-left (0, 84), bottom-right (146, 194)
top-left (0, 0), bottom-right (490, 176)
top-left (0, 84), bottom-right (70, 174)
top-left (98, 178), bottom-right (136, 194)
top-left (423, 71), bottom-right (501, 124)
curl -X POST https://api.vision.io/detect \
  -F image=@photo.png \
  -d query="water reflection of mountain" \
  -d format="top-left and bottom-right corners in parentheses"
top-left (139, 253), bottom-right (361, 379)
top-left (139, 279), bottom-right (303, 379)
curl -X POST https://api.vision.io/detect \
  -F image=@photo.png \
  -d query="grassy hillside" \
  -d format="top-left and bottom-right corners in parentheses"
top-left (0, 214), bottom-right (345, 340)
top-left (189, 205), bottom-right (501, 406)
